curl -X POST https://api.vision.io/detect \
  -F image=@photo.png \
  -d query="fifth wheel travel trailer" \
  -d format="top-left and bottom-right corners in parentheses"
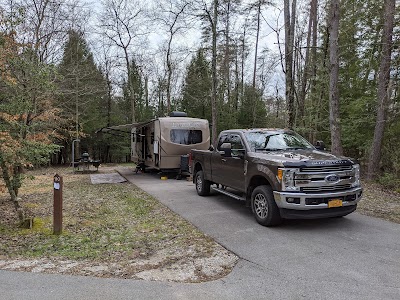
top-left (98, 112), bottom-right (210, 173)
top-left (131, 112), bottom-right (210, 173)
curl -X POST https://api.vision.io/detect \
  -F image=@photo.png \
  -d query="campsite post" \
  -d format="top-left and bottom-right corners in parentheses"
top-left (53, 174), bottom-right (63, 235)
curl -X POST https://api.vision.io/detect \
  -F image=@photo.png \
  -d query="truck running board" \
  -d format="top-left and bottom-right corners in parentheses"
top-left (212, 186), bottom-right (246, 201)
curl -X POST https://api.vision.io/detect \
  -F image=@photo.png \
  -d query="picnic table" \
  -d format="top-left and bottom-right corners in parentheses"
top-left (73, 153), bottom-right (101, 172)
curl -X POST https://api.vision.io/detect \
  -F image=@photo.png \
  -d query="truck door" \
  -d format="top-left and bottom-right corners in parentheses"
top-left (212, 133), bottom-right (246, 192)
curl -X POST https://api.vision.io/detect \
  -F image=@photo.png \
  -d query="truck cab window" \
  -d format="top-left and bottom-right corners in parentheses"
top-left (217, 134), bottom-right (228, 150)
top-left (228, 135), bottom-right (244, 156)
top-left (217, 134), bottom-right (244, 156)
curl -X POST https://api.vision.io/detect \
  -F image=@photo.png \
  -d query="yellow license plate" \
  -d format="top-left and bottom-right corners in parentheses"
top-left (328, 199), bottom-right (343, 208)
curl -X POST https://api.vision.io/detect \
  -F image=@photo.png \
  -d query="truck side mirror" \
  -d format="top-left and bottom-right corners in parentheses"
top-left (315, 140), bottom-right (326, 151)
top-left (220, 142), bottom-right (232, 157)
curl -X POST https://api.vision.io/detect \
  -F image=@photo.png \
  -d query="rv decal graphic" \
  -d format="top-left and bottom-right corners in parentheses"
top-left (171, 122), bottom-right (202, 129)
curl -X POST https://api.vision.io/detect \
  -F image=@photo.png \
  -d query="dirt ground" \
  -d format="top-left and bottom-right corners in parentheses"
top-left (0, 165), bottom-right (237, 282)
top-left (356, 181), bottom-right (400, 224)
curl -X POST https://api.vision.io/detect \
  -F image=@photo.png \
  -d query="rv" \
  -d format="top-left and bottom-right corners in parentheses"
top-left (131, 112), bottom-right (210, 172)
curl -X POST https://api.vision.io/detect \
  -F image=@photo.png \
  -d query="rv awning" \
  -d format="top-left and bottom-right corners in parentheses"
top-left (96, 119), bottom-right (157, 135)
top-left (96, 124), bottom-right (134, 135)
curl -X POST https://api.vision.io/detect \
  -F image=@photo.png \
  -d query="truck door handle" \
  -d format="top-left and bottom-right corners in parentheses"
top-left (221, 159), bottom-right (227, 162)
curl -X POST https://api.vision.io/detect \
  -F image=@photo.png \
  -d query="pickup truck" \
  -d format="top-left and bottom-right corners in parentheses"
top-left (191, 128), bottom-right (362, 226)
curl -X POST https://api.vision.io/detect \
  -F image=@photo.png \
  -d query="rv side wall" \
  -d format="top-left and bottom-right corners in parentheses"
top-left (158, 117), bottom-right (210, 170)
top-left (131, 117), bottom-right (210, 171)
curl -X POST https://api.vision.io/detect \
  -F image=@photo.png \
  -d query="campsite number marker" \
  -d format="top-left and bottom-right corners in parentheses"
top-left (53, 174), bottom-right (63, 235)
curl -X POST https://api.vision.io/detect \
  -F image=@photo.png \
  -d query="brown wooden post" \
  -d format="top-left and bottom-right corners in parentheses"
top-left (53, 174), bottom-right (63, 235)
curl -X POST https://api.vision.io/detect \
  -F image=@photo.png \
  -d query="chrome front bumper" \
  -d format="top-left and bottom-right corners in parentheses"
top-left (273, 187), bottom-right (363, 210)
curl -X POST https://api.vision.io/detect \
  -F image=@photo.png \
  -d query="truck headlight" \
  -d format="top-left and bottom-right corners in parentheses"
top-left (351, 164), bottom-right (361, 188)
top-left (278, 168), bottom-right (300, 192)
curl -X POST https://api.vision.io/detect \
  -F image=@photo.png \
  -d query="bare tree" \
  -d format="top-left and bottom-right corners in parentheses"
top-left (367, 0), bottom-right (396, 180)
top-left (156, 0), bottom-right (189, 114)
top-left (222, 0), bottom-right (232, 108)
top-left (10, 0), bottom-right (86, 63)
top-left (252, 1), bottom-right (261, 89)
top-left (99, 0), bottom-right (143, 122)
top-left (298, 0), bottom-right (317, 123)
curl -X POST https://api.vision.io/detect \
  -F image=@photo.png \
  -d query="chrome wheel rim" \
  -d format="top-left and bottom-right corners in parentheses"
top-left (196, 174), bottom-right (203, 192)
top-left (254, 193), bottom-right (268, 219)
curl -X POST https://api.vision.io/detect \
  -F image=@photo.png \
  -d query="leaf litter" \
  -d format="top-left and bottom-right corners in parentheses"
top-left (0, 165), bottom-right (237, 282)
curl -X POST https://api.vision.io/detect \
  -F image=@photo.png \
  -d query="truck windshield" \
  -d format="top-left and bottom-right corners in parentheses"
top-left (245, 131), bottom-right (314, 152)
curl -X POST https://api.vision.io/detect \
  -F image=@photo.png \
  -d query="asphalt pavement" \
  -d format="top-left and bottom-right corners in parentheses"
top-left (1, 168), bottom-right (399, 300)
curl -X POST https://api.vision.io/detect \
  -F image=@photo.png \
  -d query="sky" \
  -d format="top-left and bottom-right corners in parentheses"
top-left (81, 0), bottom-right (286, 99)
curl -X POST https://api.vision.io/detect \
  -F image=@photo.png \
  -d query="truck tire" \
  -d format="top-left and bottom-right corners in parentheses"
top-left (251, 185), bottom-right (282, 226)
top-left (195, 170), bottom-right (211, 196)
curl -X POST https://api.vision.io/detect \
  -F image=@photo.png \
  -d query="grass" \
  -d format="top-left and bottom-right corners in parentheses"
top-left (0, 165), bottom-right (218, 264)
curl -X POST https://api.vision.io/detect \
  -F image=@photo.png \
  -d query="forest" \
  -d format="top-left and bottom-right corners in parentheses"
top-left (0, 0), bottom-right (399, 211)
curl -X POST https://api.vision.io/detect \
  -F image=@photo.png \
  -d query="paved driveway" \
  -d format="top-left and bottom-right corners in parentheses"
top-left (1, 169), bottom-right (399, 300)
top-left (118, 169), bottom-right (400, 300)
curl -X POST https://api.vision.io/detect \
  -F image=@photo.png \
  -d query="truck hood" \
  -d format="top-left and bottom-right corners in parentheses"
top-left (248, 149), bottom-right (355, 167)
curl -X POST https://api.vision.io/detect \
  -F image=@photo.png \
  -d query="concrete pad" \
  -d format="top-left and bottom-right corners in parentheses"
top-left (90, 173), bottom-right (127, 184)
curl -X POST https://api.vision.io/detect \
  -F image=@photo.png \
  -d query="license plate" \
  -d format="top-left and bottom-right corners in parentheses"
top-left (328, 199), bottom-right (343, 208)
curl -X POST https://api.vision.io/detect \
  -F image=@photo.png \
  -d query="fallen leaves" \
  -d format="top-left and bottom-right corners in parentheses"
top-left (0, 165), bottom-right (238, 282)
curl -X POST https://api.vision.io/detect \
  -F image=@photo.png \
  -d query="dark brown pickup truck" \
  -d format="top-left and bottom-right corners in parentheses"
top-left (191, 128), bottom-right (362, 226)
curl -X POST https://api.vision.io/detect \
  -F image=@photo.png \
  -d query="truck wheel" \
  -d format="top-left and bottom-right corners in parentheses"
top-left (195, 170), bottom-right (210, 196)
top-left (251, 185), bottom-right (282, 226)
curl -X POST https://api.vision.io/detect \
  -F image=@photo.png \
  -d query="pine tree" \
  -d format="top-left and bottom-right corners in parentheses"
top-left (121, 57), bottom-right (153, 123)
top-left (181, 49), bottom-right (212, 120)
top-left (57, 30), bottom-right (108, 159)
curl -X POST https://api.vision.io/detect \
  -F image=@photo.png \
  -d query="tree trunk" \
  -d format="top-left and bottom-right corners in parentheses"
top-left (367, 0), bottom-right (396, 180)
top-left (145, 76), bottom-right (149, 108)
top-left (328, 0), bottom-right (343, 155)
top-left (166, 35), bottom-right (173, 114)
top-left (298, 0), bottom-right (315, 123)
top-left (251, 1), bottom-right (261, 127)
top-left (309, 0), bottom-right (318, 141)
top-left (252, 1), bottom-right (261, 89)
top-left (211, 0), bottom-right (219, 146)
top-left (122, 47), bottom-right (134, 123)
top-left (0, 158), bottom-right (24, 222)
top-left (224, 0), bottom-right (231, 117)
top-left (235, 44), bottom-right (240, 111)
top-left (241, 27), bottom-right (246, 100)
top-left (106, 65), bottom-right (112, 127)
top-left (284, 0), bottom-right (296, 129)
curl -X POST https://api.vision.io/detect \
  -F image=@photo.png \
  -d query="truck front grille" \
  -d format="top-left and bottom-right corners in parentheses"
top-left (301, 165), bottom-right (352, 173)
top-left (301, 184), bottom-right (352, 193)
top-left (294, 164), bottom-right (356, 194)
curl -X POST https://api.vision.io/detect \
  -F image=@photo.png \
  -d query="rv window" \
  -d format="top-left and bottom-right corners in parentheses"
top-left (170, 129), bottom-right (203, 145)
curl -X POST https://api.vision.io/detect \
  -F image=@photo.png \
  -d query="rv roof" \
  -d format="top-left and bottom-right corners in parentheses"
top-left (158, 116), bottom-right (208, 122)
